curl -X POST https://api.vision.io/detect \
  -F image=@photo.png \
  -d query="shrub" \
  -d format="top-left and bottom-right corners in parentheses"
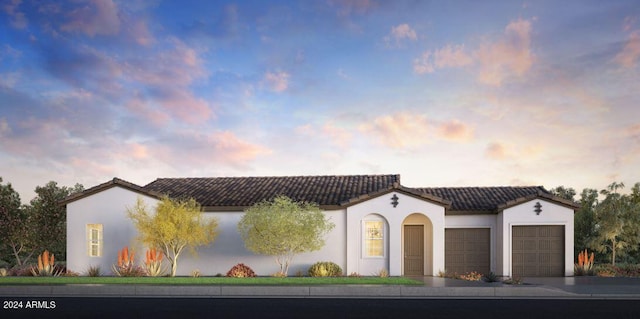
top-left (144, 248), bottom-right (166, 277)
top-left (63, 269), bottom-right (80, 277)
top-left (226, 263), bottom-right (257, 278)
top-left (308, 261), bottom-right (343, 277)
top-left (483, 272), bottom-right (499, 282)
top-left (575, 249), bottom-right (595, 276)
top-left (112, 247), bottom-right (145, 277)
top-left (375, 268), bottom-right (389, 278)
top-left (596, 264), bottom-right (616, 277)
top-left (0, 268), bottom-right (7, 277)
top-left (272, 271), bottom-right (286, 277)
top-left (9, 265), bottom-right (34, 276)
top-left (459, 271), bottom-right (482, 281)
top-left (30, 250), bottom-right (62, 277)
top-left (503, 276), bottom-right (523, 285)
top-left (348, 272), bottom-right (361, 277)
top-left (191, 269), bottom-right (201, 278)
top-left (437, 269), bottom-right (460, 279)
top-left (85, 265), bottom-right (102, 277)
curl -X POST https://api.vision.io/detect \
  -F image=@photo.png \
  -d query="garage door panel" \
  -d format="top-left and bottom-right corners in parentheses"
top-left (445, 228), bottom-right (490, 275)
top-left (512, 225), bottom-right (564, 277)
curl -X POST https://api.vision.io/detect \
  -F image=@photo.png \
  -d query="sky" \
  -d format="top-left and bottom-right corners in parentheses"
top-left (1, 0), bottom-right (640, 203)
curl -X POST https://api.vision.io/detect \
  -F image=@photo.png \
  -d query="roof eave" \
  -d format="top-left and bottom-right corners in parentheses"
top-left (59, 178), bottom-right (161, 206)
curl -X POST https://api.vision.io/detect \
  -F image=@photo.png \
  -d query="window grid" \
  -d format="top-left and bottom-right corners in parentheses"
top-left (365, 221), bottom-right (384, 257)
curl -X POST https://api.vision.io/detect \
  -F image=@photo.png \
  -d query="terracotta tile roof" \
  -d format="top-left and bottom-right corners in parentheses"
top-left (414, 186), bottom-right (577, 213)
top-left (62, 175), bottom-right (578, 213)
top-left (142, 175), bottom-right (403, 208)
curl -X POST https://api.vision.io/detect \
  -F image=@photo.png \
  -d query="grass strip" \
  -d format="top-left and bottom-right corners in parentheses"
top-left (0, 276), bottom-right (423, 286)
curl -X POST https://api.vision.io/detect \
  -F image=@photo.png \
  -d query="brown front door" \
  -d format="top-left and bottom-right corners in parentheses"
top-left (404, 225), bottom-right (424, 276)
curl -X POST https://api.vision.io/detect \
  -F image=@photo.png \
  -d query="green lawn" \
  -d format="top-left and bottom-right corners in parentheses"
top-left (0, 276), bottom-right (423, 286)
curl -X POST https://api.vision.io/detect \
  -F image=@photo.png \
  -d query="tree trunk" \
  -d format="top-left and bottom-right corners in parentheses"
top-left (171, 258), bottom-right (178, 277)
top-left (611, 238), bottom-right (616, 266)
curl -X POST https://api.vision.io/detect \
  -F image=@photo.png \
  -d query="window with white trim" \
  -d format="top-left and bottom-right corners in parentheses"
top-left (87, 224), bottom-right (103, 257)
top-left (364, 220), bottom-right (384, 257)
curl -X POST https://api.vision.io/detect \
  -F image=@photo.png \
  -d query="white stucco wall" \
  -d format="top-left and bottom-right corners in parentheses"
top-left (174, 209), bottom-right (346, 276)
top-left (346, 191), bottom-right (446, 276)
top-left (445, 214), bottom-right (498, 274)
top-left (67, 187), bottom-right (347, 276)
top-left (498, 199), bottom-right (575, 277)
top-left (66, 186), bottom-right (159, 274)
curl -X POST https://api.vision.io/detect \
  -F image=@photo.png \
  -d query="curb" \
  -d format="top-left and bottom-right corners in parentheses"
top-left (4, 284), bottom-right (632, 299)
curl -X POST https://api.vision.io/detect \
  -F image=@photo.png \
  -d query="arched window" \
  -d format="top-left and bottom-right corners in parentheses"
top-left (363, 215), bottom-right (386, 258)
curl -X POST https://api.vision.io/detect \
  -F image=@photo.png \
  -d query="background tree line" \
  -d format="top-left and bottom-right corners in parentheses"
top-left (551, 182), bottom-right (640, 265)
top-left (0, 177), bottom-right (83, 268)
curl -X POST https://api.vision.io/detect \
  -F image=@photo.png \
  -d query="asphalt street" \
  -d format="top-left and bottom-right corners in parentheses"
top-left (2, 297), bottom-right (640, 319)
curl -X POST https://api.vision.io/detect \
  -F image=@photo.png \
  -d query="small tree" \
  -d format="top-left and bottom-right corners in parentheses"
top-left (0, 177), bottom-right (36, 266)
top-left (590, 182), bottom-right (640, 265)
top-left (127, 196), bottom-right (219, 277)
top-left (237, 195), bottom-right (335, 276)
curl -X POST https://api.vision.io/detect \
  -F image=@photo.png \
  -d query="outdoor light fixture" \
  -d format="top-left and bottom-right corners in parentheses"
top-left (391, 194), bottom-right (399, 208)
top-left (534, 201), bottom-right (542, 215)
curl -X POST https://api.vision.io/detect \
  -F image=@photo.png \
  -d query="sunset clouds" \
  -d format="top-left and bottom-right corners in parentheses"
top-left (1, 1), bottom-right (639, 202)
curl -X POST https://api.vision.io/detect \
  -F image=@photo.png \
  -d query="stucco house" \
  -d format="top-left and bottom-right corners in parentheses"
top-left (62, 174), bottom-right (578, 277)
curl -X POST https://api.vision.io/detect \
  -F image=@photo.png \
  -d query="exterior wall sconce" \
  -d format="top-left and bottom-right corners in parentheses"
top-left (534, 201), bottom-right (542, 215)
top-left (391, 194), bottom-right (399, 208)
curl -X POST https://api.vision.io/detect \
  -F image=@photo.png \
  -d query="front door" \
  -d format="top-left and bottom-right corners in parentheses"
top-left (404, 225), bottom-right (424, 276)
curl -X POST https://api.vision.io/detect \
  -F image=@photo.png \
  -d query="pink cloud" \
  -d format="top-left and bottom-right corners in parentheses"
top-left (413, 52), bottom-right (435, 74)
top-left (61, 0), bottom-right (121, 37)
top-left (128, 20), bottom-right (155, 46)
top-left (359, 113), bottom-right (430, 148)
top-left (485, 142), bottom-right (508, 160)
top-left (614, 30), bottom-right (640, 68)
top-left (263, 71), bottom-right (290, 92)
top-left (438, 119), bottom-right (473, 141)
top-left (413, 45), bottom-right (473, 74)
top-left (385, 23), bottom-right (417, 47)
top-left (155, 88), bottom-right (212, 125)
top-left (414, 19), bottom-right (534, 86)
top-left (360, 113), bottom-right (475, 148)
top-left (3, 0), bottom-right (28, 29)
top-left (149, 130), bottom-right (271, 169)
top-left (475, 18), bottom-right (534, 86)
top-left (434, 44), bottom-right (473, 68)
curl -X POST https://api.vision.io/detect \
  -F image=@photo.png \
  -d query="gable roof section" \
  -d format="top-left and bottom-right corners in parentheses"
top-left (60, 177), bottom-right (161, 205)
top-left (415, 186), bottom-right (579, 214)
top-left (142, 175), bottom-right (431, 210)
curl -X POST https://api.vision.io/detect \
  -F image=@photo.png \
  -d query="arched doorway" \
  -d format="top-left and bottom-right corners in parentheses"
top-left (402, 213), bottom-right (433, 276)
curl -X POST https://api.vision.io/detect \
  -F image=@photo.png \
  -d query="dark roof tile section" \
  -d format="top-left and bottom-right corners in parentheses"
top-left (415, 186), bottom-right (558, 212)
top-left (143, 175), bottom-right (402, 208)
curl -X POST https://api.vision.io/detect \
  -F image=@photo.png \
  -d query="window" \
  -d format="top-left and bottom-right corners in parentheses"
top-left (86, 224), bottom-right (103, 257)
top-left (365, 220), bottom-right (384, 257)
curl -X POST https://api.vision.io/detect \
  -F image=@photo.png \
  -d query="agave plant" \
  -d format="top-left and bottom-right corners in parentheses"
top-left (112, 246), bottom-right (144, 277)
top-left (31, 250), bottom-right (62, 277)
top-left (575, 249), bottom-right (595, 276)
top-left (144, 248), bottom-right (166, 277)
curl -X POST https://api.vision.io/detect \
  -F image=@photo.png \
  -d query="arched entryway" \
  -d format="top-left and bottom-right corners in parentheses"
top-left (402, 213), bottom-right (433, 276)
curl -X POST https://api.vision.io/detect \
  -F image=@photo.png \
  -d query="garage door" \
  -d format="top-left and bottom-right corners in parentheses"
top-left (512, 225), bottom-right (564, 277)
top-left (445, 228), bottom-right (490, 275)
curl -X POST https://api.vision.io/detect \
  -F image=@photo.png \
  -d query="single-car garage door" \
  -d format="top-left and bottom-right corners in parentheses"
top-left (512, 225), bottom-right (564, 277)
top-left (445, 228), bottom-right (490, 275)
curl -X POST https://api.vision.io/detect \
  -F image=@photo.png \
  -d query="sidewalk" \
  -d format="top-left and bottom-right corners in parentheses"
top-left (1, 277), bottom-right (639, 299)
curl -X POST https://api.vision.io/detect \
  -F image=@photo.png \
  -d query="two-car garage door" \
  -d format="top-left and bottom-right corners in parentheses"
top-left (445, 226), bottom-right (565, 277)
